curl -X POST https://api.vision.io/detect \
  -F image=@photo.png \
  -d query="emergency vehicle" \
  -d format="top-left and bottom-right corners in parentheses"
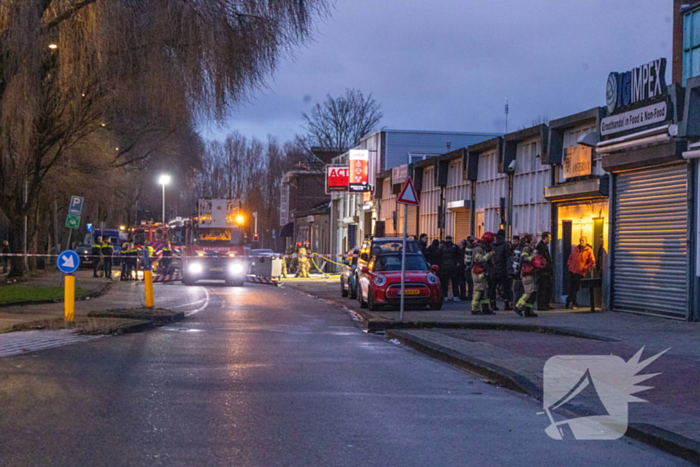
top-left (130, 222), bottom-right (169, 271)
top-left (181, 199), bottom-right (249, 286)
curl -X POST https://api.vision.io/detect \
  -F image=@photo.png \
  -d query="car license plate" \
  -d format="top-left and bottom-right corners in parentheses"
top-left (211, 268), bottom-right (223, 272)
top-left (399, 289), bottom-right (420, 296)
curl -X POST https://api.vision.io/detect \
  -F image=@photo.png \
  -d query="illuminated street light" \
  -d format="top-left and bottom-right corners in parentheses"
top-left (48, 44), bottom-right (58, 50)
top-left (159, 174), bottom-right (171, 225)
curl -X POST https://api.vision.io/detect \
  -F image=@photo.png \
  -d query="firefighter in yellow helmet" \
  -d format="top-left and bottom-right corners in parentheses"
top-left (471, 232), bottom-right (495, 315)
top-left (298, 241), bottom-right (310, 278)
top-left (514, 233), bottom-right (539, 318)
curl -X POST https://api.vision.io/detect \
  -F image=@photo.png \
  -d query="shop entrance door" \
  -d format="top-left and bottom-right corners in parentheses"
top-left (562, 220), bottom-right (572, 298)
top-left (476, 211), bottom-right (484, 238)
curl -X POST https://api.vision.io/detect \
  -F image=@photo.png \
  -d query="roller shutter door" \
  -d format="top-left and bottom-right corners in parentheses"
top-left (454, 211), bottom-right (471, 242)
top-left (613, 164), bottom-right (688, 319)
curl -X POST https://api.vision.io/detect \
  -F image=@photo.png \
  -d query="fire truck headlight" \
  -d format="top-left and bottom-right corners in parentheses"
top-left (229, 262), bottom-right (245, 275)
top-left (189, 263), bottom-right (203, 274)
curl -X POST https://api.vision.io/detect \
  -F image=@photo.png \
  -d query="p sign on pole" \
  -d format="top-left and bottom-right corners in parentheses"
top-left (396, 176), bottom-right (420, 321)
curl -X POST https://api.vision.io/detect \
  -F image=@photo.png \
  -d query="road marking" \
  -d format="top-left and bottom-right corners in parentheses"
top-left (184, 287), bottom-right (210, 316)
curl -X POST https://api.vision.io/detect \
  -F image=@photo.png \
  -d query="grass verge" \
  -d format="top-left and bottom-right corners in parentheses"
top-left (0, 285), bottom-right (90, 304)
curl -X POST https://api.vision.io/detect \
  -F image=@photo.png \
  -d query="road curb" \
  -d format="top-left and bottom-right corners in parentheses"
top-left (386, 329), bottom-right (700, 465)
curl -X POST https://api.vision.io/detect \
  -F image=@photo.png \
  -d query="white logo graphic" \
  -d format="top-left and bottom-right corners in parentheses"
top-left (540, 347), bottom-right (668, 440)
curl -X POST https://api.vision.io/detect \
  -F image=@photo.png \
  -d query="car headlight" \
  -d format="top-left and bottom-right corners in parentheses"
top-left (189, 263), bottom-right (203, 274)
top-left (373, 275), bottom-right (386, 286)
top-left (427, 273), bottom-right (439, 285)
top-left (229, 262), bottom-right (245, 275)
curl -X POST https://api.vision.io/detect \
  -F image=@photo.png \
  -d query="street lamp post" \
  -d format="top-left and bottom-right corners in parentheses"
top-left (158, 174), bottom-right (171, 225)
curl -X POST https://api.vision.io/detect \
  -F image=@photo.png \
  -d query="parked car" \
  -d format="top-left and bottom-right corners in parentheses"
top-left (353, 237), bottom-right (422, 298)
top-left (357, 251), bottom-right (442, 311)
top-left (75, 245), bottom-right (95, 269)
top-left (340, 247), bottom-right (360, 298)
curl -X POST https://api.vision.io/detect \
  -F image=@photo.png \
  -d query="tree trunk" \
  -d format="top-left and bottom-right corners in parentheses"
top-left (7, 217), bottom-right (26, 277)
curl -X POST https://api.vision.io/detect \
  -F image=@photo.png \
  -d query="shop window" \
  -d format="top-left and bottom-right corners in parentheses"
top-left (683, 7), bottom-right (700, 85)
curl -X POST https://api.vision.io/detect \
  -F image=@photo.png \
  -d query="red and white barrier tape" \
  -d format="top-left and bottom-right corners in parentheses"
top-left (246, 276), bottom-right (278, 286)
top-left (152, 272), bottom-right (183, 283)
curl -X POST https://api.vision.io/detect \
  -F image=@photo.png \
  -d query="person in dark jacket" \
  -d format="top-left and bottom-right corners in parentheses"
top-left (457, 239), bottom-right (468, 300)
top-left (489, 229), bottom-right (513, 310)
top-left (101, 238), bottom-right (114, 280)
top-left (92, 236), bottom-right (103, 278)
top-left (536, 231), bottom-right (553, 310)
top-left (438, 236), bottom-right (462, 302)
top-left (425, 239), bottom-right (441, 266)
top-left (418, 233), bottom-right (428, 257)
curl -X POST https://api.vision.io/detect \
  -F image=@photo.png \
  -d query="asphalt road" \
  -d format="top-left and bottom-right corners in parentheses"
top-left (0, 283), bottom-right (689, 466)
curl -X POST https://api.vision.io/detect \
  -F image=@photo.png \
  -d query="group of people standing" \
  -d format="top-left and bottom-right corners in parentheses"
top-left (418, 230), bottom-right (558, 318)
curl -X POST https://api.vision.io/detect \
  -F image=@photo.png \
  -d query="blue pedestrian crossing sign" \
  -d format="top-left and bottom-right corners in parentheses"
top-left (57, 250), bottom-right (80, 274)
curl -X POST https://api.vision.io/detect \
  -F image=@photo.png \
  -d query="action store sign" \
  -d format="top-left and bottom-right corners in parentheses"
top-left (348, 149), bottom-right (369, 193)
top-left (326, 165), bottom-right (349, 193)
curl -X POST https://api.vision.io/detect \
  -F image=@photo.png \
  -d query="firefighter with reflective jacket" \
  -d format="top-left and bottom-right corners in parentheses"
top-left (127, 242), bottom-right (139, 280)
top-left (514, 233), bottom-right (539, 318)
top-left (160, 242), bottom-right (173, 274)
top-left (297, 242), bottom-right (310, 278)
top-left (102, 238), bottom-right (114, 280)
top-left (471, 232), bottom-right (495, 315)
top-left (92, 236), bottom-right (103, 278)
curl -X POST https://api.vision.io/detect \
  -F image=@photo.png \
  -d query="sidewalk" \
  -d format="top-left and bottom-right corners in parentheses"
top-left (284, 277), bottom-right (700, 463)
top-left (0, 270), bottom-right (206, 332)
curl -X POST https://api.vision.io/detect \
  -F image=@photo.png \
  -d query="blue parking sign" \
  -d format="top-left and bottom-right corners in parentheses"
top-left (68, 196), bottom-right (84, 216)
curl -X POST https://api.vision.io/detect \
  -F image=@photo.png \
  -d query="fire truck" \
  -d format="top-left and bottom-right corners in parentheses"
top-left (130, 222), bottom-right (169, 271)
top-left (181, 199), bottom-right (249, 286)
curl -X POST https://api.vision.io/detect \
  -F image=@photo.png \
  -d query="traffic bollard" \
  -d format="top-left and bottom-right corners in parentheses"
top-left (64, 274), bottom-right (75, 322)
top-left (144, 270), bottom-right (154, 308)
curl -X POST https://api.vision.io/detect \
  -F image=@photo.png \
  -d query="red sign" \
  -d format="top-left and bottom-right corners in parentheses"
top-left (326, 165), bottom-right (349, 193)
top-left (348, 149), bottom-right (369, 192)
top-left (397, 176), bottom-right (420, 206)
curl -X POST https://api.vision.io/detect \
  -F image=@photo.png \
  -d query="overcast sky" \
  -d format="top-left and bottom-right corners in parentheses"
top-left (200, 0), bottom-right (672, 144)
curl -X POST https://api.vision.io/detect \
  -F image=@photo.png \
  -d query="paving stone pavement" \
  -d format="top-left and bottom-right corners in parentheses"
top-left (0, 330), bottom-right (103, 357)
top-left (399, 327), bottom-right (700, 447)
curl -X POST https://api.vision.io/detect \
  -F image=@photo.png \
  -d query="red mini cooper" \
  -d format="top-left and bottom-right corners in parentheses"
top-left (357, 252), bottom-right (442, 311)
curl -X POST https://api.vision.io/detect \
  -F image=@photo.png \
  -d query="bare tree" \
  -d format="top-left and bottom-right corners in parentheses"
top-left (298, 89), bottom-right (383, 156)
top-left (0, 0), bottom-right (328, 276)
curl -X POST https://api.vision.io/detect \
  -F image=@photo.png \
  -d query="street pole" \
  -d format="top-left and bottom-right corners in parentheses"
top-left (162, 183), bottom-right (166, 225)
top-left (400, 203), bottom-right (407, 321)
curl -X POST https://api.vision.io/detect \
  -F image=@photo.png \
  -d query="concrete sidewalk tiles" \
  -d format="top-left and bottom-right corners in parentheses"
top-left (0, 329), bottom-right (103, 357)
top-left (387, 327), bottom-right (700, 464)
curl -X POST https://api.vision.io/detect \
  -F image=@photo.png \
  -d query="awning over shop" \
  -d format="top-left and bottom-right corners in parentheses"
top-left (280, 222), bottom-right (294, 237)
top-left (544, 177), bottom-right (609, 202)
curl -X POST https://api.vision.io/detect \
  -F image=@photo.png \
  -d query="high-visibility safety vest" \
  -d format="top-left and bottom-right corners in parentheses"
top-left (147, 246), bottom-right (154, 257)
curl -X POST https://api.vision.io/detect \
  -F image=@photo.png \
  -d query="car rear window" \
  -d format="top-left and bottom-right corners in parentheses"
top-left (371, 240), bottom-right (420, 255)
top-left (372, 254), bottom-right (428, 272)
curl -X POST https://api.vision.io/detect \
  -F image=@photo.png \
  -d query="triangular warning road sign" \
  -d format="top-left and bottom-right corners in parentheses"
top-left (397, 176), bottom-right (420, 206)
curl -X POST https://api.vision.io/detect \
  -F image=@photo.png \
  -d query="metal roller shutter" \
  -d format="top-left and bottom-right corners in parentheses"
top-left (454, 211), bottom-right (471, 242)
top-left (613, 163), bottom-right (688, 319)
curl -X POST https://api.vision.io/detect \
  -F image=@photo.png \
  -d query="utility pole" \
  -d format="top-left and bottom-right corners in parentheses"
top-left (505, 98), bottom-right (509, 133)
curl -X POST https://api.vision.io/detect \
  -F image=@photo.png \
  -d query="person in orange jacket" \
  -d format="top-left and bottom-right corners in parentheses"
top-left (565, 236), bottom-right (596, 309)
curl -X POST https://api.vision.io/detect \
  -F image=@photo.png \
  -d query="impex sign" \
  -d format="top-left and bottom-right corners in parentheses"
top-left (325, 165), bottom-right (349, 193)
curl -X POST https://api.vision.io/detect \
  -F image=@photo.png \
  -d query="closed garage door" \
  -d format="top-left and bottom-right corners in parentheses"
top-left (454, 210), bottom-right (471, 241)
top-left (613, 163), bottom-right (688, 319)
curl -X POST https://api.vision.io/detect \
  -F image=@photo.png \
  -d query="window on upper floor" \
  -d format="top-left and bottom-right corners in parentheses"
top-left (683, 7), bottom-right (700, 85)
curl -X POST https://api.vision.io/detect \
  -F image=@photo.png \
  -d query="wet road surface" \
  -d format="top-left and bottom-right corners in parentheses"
top-left (0, 283), bottom-right (689, 466)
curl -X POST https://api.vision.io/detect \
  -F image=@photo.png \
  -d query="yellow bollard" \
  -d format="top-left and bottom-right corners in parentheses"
top-left (64, 275), bottom-right (75, 322)
top-left (144, 270), bottom-right (154, 308)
